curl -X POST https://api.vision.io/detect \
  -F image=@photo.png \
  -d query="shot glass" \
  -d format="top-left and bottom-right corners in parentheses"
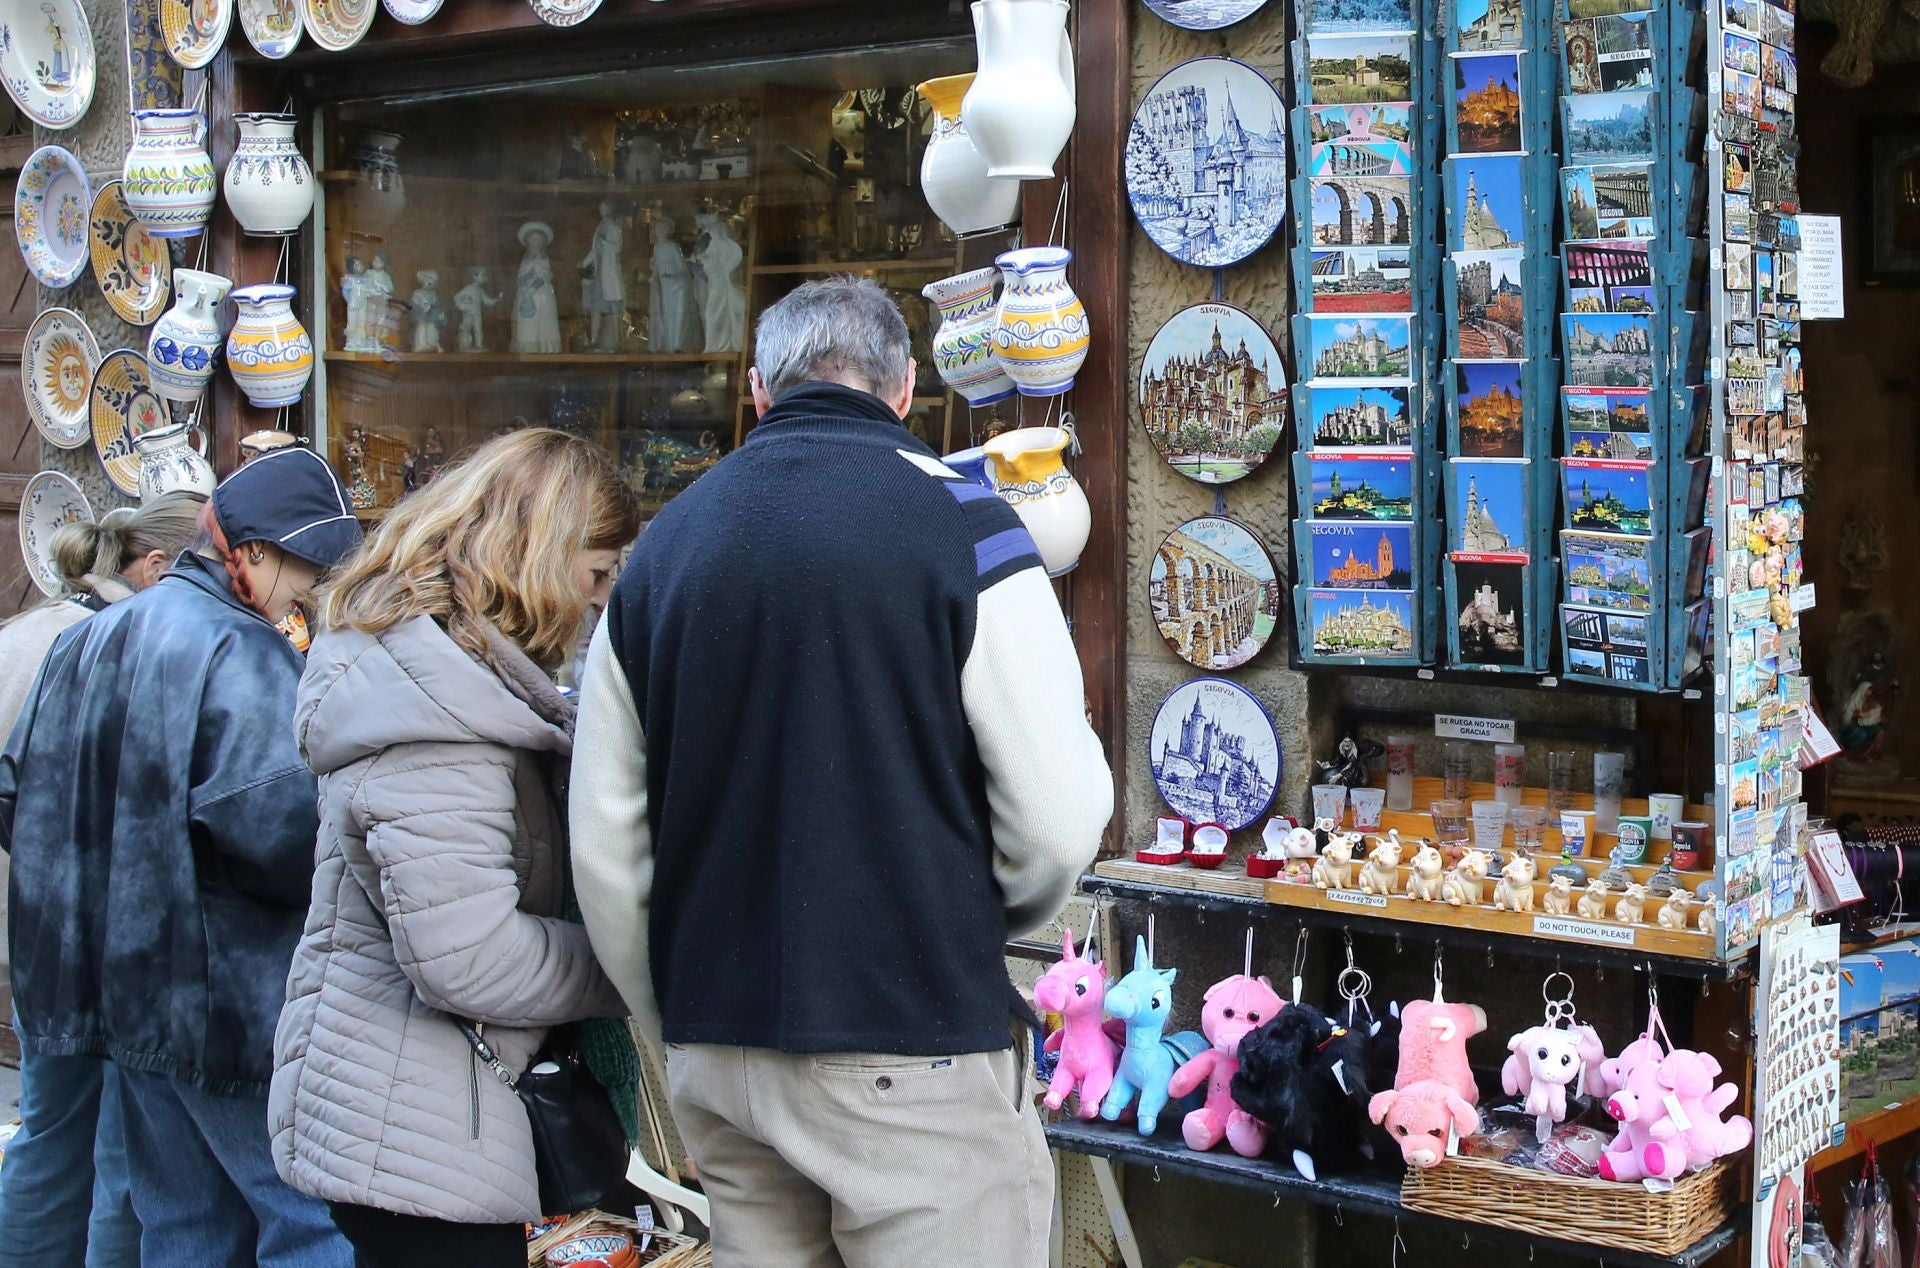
top-left (1593, 751), bottom-right (1627, 836)
top-left (1470, 799), bottom-right (1509, 853)
top-left (1560, 809), bottom-right (1596, 856)
top-left (1443, 740), bottom-right (1473, 801)
top-left (1431, 798), bottom-right (1469, 845)
top-left (1311, 783), bottom-right (1350, 828)
top-left (1671, 821), bottom-right (1712, 870)
top-left (1493, 743), bottom-right (1525, 809)
top-left (1510, 805), bottom-right (1547, 852)
top-left (1351, 786), bottom-right (1387, 832)
top-left (1546, 749), bottom-right (1577, 817)
top-left (1615, 813), bottom-right (1654, 864)
top-left (1386, 733), bottom-right (1416, 812)
top-left (1648, 793), bottom-right (1685, 841)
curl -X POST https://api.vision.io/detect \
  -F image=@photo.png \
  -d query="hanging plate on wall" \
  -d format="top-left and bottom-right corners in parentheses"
top-left (0, 0), bottom-right (94, 129)
top-left (19, 470), bottom-right (92, 596)
top-left (1149, 676), bottom-right (1281, 831)
top-left (125, 0), bottom-right (184, 109)
top-left (90, 181), bottom-right (172, 327)
top-left (90, 350), bottom-right (165, 498)
top-left (1150, 517), bottom-right (1282, 672)
top-left (238, 0), bottom-right (306, 57)
top-left (1141, 0), bottom-right (1271, 30)
top-left (1139, 300), bottom-right (1287, 485)
top-left (15, 145), bottom-right (91, 289)
top-left (304, 0), bottom-right (376, 50)
top-left (383, 0), bottom-right (444, 21)
top-left (23, 308), bottom-right (100, 450)
top-left (1126, 56), bottom-right (1289, 270)
top-left (161, 0), bottom-right (234, 69)
top-left (528, 0), bottom-right (604, 27)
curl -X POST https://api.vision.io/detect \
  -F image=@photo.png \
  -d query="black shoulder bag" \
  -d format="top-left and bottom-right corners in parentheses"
top-left (458, 1021), bottom-right (630, 1215)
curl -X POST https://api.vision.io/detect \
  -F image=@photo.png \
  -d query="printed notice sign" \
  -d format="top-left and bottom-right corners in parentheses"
top-left (1327, 890), bottom-right (1388, 910)
top-left (1435, 714), bottom-right (1516, 743)
top-left (1532, 916), bottom-right (1637, 946)
top-left (1799, 215), bottom-right (1844, 320)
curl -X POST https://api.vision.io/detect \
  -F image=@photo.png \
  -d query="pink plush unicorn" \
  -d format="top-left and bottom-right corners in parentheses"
top-left (1167, 974), bottom-right (1284, 1156)
top-left (1034, 929), bottom-right (1117, 1120)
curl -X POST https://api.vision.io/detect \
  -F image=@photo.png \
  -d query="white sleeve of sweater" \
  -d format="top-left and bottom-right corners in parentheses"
top-left (962, 567), bottom-right (1114, 938)
top-left (568, 615), bottom-right (663, 1046)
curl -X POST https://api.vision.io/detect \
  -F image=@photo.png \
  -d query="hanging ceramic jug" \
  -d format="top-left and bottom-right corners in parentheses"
top-left (942, 445), bottom-right (999, 490)
top-left (982, 425), bottom-right (1090, 576)
top-left (923, 266), bottom-right (1016, 407)
top-left (344, 129), bottom-right (405, 235)
top-left (227, 283), bottom-right (315, 408)
top-left (223, 112), bottom-right (315, 237)
top-left (917, 74), bottom-right (1021, 237)
top-left (135, 422), bottom-right (217, 501)
top-left (146, 268), bottom-right (232, 403)
top-left (123, 109), bottom-right (218, 239)
top-left (962, 0), bottom-right (1076, 180)
top-left (990, 245), bottom-right (1089, 396)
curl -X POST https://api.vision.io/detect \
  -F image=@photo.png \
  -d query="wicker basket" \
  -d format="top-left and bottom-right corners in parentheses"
top-left (1399, 1155), bottom-right (1736, 1256)
top-left (526, 1211), bottom-right (707, 1268)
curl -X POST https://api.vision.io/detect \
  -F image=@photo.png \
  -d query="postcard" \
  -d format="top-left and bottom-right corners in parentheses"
top-left (1568, 428), bottom-right (1653, 460)
top-left (1308, 588), bottom-right (1417, 657)
top-left (1311, 175), bottom-right (1414, 247)
top-left (1564, 19), bottom-right (1602, 92)
top-left (1452, 249), bottom-right (1526, 358)
top-left (1594, 12), bottom-right (1654, 91)
top-left (1454, 361), bottom-right (1526, 457)
top-left (1304, 0), bottom-right (1417, 35)
top-left (1309, 246), bottom-right (1414, 313)
top-left (1453, 53), bottom-right (1523, 153)
top-left (1304, 314), bottom-right (1413, 379)
top-left (1563, 603), bottom-right (1651, 683)
top-left (1563, 529), bottom-right (1652, 610)
top-left (1563, 312), bottom-right (1654, 388)
top-left (1724, 0), bottom-right (1760, 34)
top-left (1453, 559), bottom-right (1528, 667)
top-left (1449, 457), bottom-right (1529, 559)
top-left (1562, 163), bottom-right (1654, 239)
top-left (1307, 102), bottom-right (1415, 149)
top-left (1564, 91), bottom-right (1654, 164)
top-left (1458, 0), bottom-right (1524, 48)
top-left (1304, 382), bottom-right (1415, 449)
top-left (1308, 34), bottom-right (1415, 103)
top-left (1568, 0), bottom-right (1646, 22)
top-left (1310, 136), bottom-right (1413, 179)
top-left (1308, 520), bottom-right (1415, 589)
top-left (1564, 238), bottom-right (1651, 294)
top-left (1562, 385), bottom-right (1650, 437)
top-left (1563, 457), bottom-right (1652, 535)
top-left (1447, 153), bottom-right (1525, 251)
top-left (1304, 451), bottom-right (1417, 521)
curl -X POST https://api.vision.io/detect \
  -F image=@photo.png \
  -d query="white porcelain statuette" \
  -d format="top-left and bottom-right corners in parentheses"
top-left (146, 267), bottom-right (231, 402)
top-left (962, 0), bottom-right (1076, 180)
top-left (982, 424), bottom-right (1090, 576)
top-left (917, 73), bottom-right (1020, 237)
top-left (922, 267), bottom-right (1014, 406)
top-left (693, 211), bottom-right (745, 354)
top-left (648, 216), bottom-right (694, 354)
top-left (579, 198), bottom-right (625, 352)
top-left (223, 111), bottom-right (314, 236)
top-left (512, 220), bottom-right (562, 354)
top-left (454, 265), bottom-right (499, 352)
top-left (409, 269), bottom-right (445, 353)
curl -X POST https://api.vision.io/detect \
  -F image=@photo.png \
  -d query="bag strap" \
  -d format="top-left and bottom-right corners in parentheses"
top-left (457, 1020), bottom-right (520, 1092)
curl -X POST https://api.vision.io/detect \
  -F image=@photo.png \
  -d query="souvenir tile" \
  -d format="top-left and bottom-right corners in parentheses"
top-left (1448, 154), bottom-right (1525, 250)
top-left (1563, 163), bottom-right (1655, 239)
top-left (1563, 312), bottom-right (1653, 387)
top-left (1304, 315), bottom-right (1413, 378)
top-left (1455, 361), bottom-right (1526, 456)
top-left (1150, 678), bottom-right (1281, 829)
top-left (1724, 31), bottom-right (1762, 75)
top-left (1594, 12), bottom-right (1655, 91)
top-left (1311, 175), bottom-right (1414, 247)
top-left (1449, 457), bottom-right (1529, 558)
top-left (1150, 518), bottom-right (1282, 671)
top-left (1307, 520), bottom-right (1415, 589)
top-left (1563, 457), bottom-right (1653, 533)
top-left (1453, 559), bottom-right (1528, 666)
top-left (1453, 53), bottom-right (1523, 153)
top-left (1725, 191), bottom-right (1752, 241)
top-left (1305, 450), bottom-right (1416, 520)
top-left (1310, 246), bottom-right (1415, 312)
top-left (1563, 604), bottom-right (1651, 682)
top-left (1727, 241), bottom-right (1754, 291)
top-left (1307, 588), bottom-right (1417, 656)
top-left (1729, 319), bottom-right (1757, 348)
top-left (1728, 288), bottom-right (1755, 322)
top-left (1458, 0), bottom-right (1524, 49)
top-left (1756, 249), bottom-right (1776, 310)
top-left (1304, 0), bottom-right (1416, 34)
top-left (1723, 67), bottom-right (1760, 119)
top-left (1563, 529), bottom-right (1653, 610)
top-left (1724, 0), bottom-right (1760, 35)
top-left (1724, 141), bottom-right (1752, 193)
top-left (1777, 215), bottom-right (1803, 251)
top-left (1142, 0), bottom-right (1271, 31)
top-left (1139, 302), bottom-right (1288, 484)
top-left (1782, 345), bottom-right (1803, 393)
top-left (1564, 19), bottom-right (1602, 93)
top-left (1564, 91), bottom-right (1655, 164)
top-left (1453, 249), bottom-right (1526, 358)
top-left (1307, 35), bottom-right (1414, 102)
top-left (1304, 382), bottom-right (1415, 449)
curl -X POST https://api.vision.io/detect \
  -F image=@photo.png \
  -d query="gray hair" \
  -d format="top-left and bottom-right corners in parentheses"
top-left (752, 276), bottom-right (912, 401)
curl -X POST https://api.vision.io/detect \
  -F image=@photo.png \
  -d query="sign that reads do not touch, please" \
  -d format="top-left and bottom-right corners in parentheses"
top-left (1434, 714), bottom-right (1517, 744)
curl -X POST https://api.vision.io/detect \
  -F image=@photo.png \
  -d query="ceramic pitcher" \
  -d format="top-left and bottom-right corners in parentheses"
top-left (223, 112), bottom-right (315, 237)
top-left (135, 422), bottom-right (216, 501)
top-left (227, 283), bottom-right (315, 408)
top-left (990, 245), bottom-right (1089, 396)
top-left (962, 0), bottom-right (1076, 180)
top-left (923, 266), bottom-right (1015, 406)
top-left (147, 268), bottom-right (232, 403)
top-left (124, 109), bottom-right (217, 239)
top-left (982, 425), bottom-right (1089, 576)
top-left (917, 74), bottom-right (1020, 237)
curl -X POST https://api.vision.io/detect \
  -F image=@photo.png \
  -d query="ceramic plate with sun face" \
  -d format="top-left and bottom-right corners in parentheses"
top-left (89, 181), bottom-right (171, 326)
top-left (15, 145), bottom-right (90, 288)
top-left (90, 350), bottom-right (165, 497)
top-left (23, 308), bottom-right (99, 449)
top-left (161, 0), bottom-right (234, 69)
top-left (0, 0), bottom-right (94, 129)
top-left (238, 0), bottom-right (304, 57)
top-left (303, 0), bottom-right (376, 49)
top-left (19, 470), bottom-right (92, 596)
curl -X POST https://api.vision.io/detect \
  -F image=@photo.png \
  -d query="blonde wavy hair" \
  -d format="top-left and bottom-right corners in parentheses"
top-left (318, 428), bottom-right (640, 668)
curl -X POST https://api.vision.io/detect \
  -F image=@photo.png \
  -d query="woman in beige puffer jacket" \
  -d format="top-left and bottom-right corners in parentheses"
top-left (270, 430), bottom-right (639, 1267)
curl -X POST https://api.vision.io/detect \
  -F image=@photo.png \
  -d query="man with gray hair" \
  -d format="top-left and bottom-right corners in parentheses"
top-left (571, 276), bottom-right (1112, 1266)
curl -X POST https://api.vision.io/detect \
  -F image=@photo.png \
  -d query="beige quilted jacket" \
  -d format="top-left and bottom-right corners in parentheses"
top-left (269, 615), bottom-right (624, 1223)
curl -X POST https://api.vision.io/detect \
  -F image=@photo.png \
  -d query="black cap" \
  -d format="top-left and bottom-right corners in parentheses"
top-left (212, 447), bottom-right (362, 568)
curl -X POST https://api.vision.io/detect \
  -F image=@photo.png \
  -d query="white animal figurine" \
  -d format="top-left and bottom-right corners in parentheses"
top-left (1613, 882), bottom-right (1648, 926)
top-left (1541, 874), bottom-right (1575, 916)
top-left (1656, 888), bottom-right (1695, 931)
top-left (1360, 834), bottom-right (1403, 896)
top-left (1440, 849), bottom-right (1491, 907)
top-left (1492, 854), bottom-right (1537, 913)
top-left (1576, 877), bottom-right (1612, 920)
top-left (1404, 842), bottom-right (1446, 902)
top-left (1313, 835), bottom-right (1357, 891)
top-left (1284, 825), bottom-right (1320, 882)
top-left (1698, 897), bottom-right (1721, 939)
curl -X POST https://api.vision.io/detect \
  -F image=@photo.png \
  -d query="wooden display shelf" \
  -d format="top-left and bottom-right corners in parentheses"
top-left (317, 169), bottom-right (754, 199)
top-left (325, 351), bottom-right (735, 366)
top-left (1813, 1099), bottom-right (1920, 1173)
top-left (749, 259), bottom-right (958, 275)
top-left (1366, 775), bottom-right (1711, 866)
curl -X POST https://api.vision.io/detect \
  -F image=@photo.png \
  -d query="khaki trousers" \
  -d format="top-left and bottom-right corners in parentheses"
top-left (664, 1038), bottom-right (1053, 1268)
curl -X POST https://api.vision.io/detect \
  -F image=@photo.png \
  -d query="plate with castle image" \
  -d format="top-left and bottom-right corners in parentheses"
top-left (1303, 314), bottom-right (1411, 379)
top-left (1452, 53), bottom-right (1523, 154)
top-left (1452, 249), bottom-right (1525, 359)
top-left (1307, 35), bottom-right (1413, 104)
top-left (1563, 312), bottom-right (1653, 387)
top-left (1562, 529), bottom-right (1653, 610)
top-left (1448, 457), bottom-right (1528, 560)
top-left (1150, 677), bottom-right (1280, 831)
top-left (1308, 588), bottom-right (1416, 658)
top-left (1562, 163), bottom-right (1654, 240)
top-left (1310, 175), bottom-right (1412, 247)
top-left (1304, 451), bottom-right (1415, 520)
top-left (1139, 302), bottom-right (1287, 485)
top-left (1303, 0), bottom-right (1414, 35)
top-left (1562, 457), bottom-right (1652, 534)
top-left (1457, 0), bottom-right (1523, 49)
top-left (1149, 517), bottom-right (1281, 671)
top-left (1126, 57), bottom-right (1289, 270)
top-left (1563, 91), bottom-right (1654, 164)
top-left (1309, 246), bottom-right (1413, 312)
top-left (1446, 154), bottom-right (1523, 252)
top-left (1452, 558), bottom-right (1527, 667)
top-left (1307, 520), bottom-right (1414, 589)
top-left (1141, 0), bottom-right (1271, 30)
top-left (1563, 603), bottom-right (1651, 683)
top-left (1452, 361), bottom-right (1524, 457)
top-left (1303, 382), bottom-right (1413, 449)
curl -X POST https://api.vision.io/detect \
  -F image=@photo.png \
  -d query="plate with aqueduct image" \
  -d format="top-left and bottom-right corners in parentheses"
top-left (1148, 515), bottom-right (1282, 672)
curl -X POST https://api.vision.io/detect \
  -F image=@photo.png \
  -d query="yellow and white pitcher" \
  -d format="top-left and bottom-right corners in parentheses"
top-left (983, 425), bottom-right (1090, 576)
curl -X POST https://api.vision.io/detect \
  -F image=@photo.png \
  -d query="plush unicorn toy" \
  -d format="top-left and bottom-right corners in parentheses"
top-left (1099, 936), bottom-right (1182, 1135)
top-left (1034, 929), bottom-right (1117, 1120)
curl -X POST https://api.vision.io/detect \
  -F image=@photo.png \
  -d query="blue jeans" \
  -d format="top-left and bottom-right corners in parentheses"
top-left (0, 1042), bottom-right (141, 1268)
top-left (115, 1067), bottom-right (352, 1268)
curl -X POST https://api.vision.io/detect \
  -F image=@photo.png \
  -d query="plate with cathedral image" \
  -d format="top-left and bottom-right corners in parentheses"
top-left (1138, 302), bottom-right (1287, 484)
top-left (1125, 57), bottom-right (1289, 269)
top-left (1150, 676), bottom-right (1281, 831)
top-left (1149, 516), bottom-right (1281, 671)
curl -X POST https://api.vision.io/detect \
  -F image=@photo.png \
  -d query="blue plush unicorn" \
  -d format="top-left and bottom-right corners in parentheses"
top-left (1100, 935), bottom-right (1190, 1136)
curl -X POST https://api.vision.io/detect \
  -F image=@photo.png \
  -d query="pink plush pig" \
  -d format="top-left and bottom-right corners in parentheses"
top-left (1597, 1031), bottom-right (1663, 1097)
top-left (1168, 974), bottom-right (1284, 1156)
top-left (1656, 1049), bottom-right (1753, 1164)
top-left (1034, 929), bottom-right (1117, 1120)
top-left (1368, 1080), bottom-right (1482, 1168)
top-left (1598, 1058), bottom-right (1690, 1182)
top-left (1397, 999), bottom-right (1487, 1101)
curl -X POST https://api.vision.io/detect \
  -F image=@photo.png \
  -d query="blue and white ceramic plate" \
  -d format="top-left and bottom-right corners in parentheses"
top-left (238, 0), bottom-right (305, 58)
top-left (19, 469), bottom-right (92, 595)
top-left (1126, 57), bottom-right (1289, 269)
top-left (1142, 0), bottom-right (1271, 30)
top-left (0, 0), bottom-right (95, 129)
top-left (383, 0), bottom-right (444, 22)
top-left (16, 145), bottom-right (91, 288)
top-left (125, 0), bottom-right (184, 110)
top-left (1149, 676), bottom-right (1281, 831)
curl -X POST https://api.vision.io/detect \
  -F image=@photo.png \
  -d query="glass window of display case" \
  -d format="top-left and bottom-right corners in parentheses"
top-left (312, 40), bottom-right (1011, 519)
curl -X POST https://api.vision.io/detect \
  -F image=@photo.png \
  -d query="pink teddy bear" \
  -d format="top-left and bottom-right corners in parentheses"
top-left (1598, 1058), bottom-right (1690, 1182)
top-left (1168, 974), bottom-right (1283, 1157)
top-left (1656, 1049), bottom-right (1753, 1164)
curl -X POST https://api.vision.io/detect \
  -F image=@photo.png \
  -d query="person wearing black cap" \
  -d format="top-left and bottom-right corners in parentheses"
top-left (0, 447), bottom-right (361, 1268)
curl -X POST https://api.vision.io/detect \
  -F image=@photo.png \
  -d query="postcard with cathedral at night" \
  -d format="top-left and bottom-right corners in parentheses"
top-left (1303, 451), bottom-right (1416, 521)
top-left (1562, 456), bottom-right (1654, 534)
top-left (1307, 521), bottom-right (1415, 589)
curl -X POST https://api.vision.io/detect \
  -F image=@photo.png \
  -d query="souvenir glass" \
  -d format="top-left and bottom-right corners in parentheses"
top-left (1312, 784), bottom-right (1350, 827)
top-left (1593, 751), bottom-right (1627, 835)
top-left (1510, 805), bottom-right (1547, 852)
top-left (1493, 742), bottom-right (1525, 809)
top-left (1470, 799), bottom-right (1508, 852)
top-left (1430, 799), bottom-right (1469, 847)
top-left (1443, 740), bottom-right (1474, 801)
top-left (1350, 787), bottom-right (1386, 833)
top-left (1546, 749), bottom-right (1577, 816)
top-left (1385, 733), bottom-right (1416, 812)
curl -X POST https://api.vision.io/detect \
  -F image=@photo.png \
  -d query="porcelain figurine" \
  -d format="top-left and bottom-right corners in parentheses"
top-left (962, 0), bottom-right (1076, 180)
top-left (648, 216), bottom-right (693, 355)
top-left (692, 211), bottom-right (745, 354)
top-left (512, 221), bottom-right (562, 354)
top-left (124, 108), bottom-right (217, 238)
top-left (406, 424), bottom-right (446, 489)
top-left (344, 427), bottom-right (377, 510)
top-left (991, 245), bottom-right (1089, 396)
top-left (226, 282), bottom-right (314, 408)
top-left (146, 267), bottom-right (231, 402)
top-left (579, 199), bottom-right (626, 352)
top-left (918, 73), bottom-right (1021, 237)
top-left (134, 422), bottom-right (215, 501)
top-left (454, 266), bottom-right (499, 353)
top-left (342, 257), bottom-right (373, 352)
top-left (346, 128), bottom-right (404, 234)
top-left (223, 111), bottom-right (313, 236)
top-left (923, 267), bottom-right (1015, 406)
top-left (409, 270), bottom-right (445, 354)
top-left (982, 425), bottom-right (1090, 576)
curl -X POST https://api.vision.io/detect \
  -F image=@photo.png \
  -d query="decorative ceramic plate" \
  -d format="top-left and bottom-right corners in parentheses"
top-left (23, 307), bottom-right (100, 449)
top-left (1142, 0), bottom-right (1270, 30)
top-left (89, 181), bottom-right (171, 326)
top-left (382, 0), bottom-right (443, 22)
top-left (1125, 56), bottom-right (1289, 269)
top-left (1149, 517), bottom-right (1281, 672)
top-left (19, 470), bottom-right (92, 595)
top-left (0, 0), bottom-right (93, 128)
top-left (304, 0), bottom-right (376, 49)
top-left (528, 0), bottom-right (603, 26)
top-left (16, 146), bottom-right (91, 288)
top-left (90, 350), bottom-right (165, 497)
top-left (125, 0), bottom-right (184, 111)
top-left (238, 0), bottom-right (305, 57)
top-left (1138, 301), bottom-right (1287, 485)
top-left (1149, 677), bottom-right (1280, 831)
top-left (159, 0), bottom-right (232, 69)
